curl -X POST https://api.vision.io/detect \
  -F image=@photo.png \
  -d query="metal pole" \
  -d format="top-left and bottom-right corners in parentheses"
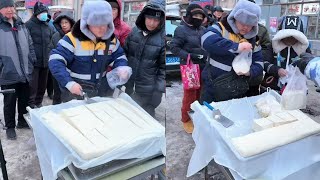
top-left (0, 139), bottom-right (8, 180)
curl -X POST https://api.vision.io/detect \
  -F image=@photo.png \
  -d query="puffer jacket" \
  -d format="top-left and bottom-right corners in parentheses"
top-left (170, 18), bottom-right (207, 70)
top-left (113, 0), bottom-right (131, 47)
top-left (124, 0), bottom-right (165, 95)
top-left (0, 14), bottom-right (36, 85)
top-left (48, 12), bottom-right (75, 51)
top-left (25, 16), bottom-right (53, 68)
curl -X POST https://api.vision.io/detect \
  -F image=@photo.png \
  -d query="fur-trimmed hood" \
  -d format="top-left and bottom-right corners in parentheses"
top-left (272, 29), bottom-right (309, 56)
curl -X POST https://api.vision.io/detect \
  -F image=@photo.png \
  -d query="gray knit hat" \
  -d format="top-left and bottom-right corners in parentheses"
top-left (80, 1), bottom-right (114, 41)
top-left (227, 0), bottom-right (261, 39)
top-left (0, 0), bottom-right (14, 10)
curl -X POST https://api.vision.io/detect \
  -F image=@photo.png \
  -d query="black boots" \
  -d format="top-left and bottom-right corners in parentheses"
top-left (6, 128), bottom-right (16, 140)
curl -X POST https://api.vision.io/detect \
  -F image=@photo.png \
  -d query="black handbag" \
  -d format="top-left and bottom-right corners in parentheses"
top-left (208, 71), bottom-right (249, 102)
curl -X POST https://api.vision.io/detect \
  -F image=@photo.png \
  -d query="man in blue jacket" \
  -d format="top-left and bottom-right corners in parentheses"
top-left (200, 0), bottom-right (264, 103)
top-left (49, 1), bottom-right (129, 101)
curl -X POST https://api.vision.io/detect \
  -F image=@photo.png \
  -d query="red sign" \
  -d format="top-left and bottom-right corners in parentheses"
top-left (191, 0), bottom-right (213, 8)
top-left (25, 0), bottom-right (52, 8)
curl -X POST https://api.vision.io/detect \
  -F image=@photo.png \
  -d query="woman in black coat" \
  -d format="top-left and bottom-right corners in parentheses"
top-left (169, 4), bottom-right (207, 133)
top-left (48, 12), bottom-right (75, 104)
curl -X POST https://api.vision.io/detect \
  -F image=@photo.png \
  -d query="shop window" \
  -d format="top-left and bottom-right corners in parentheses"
top-left (263, 0), bottom-right (273, 5)
top-left (123, 1), bottom-right (147, 28)
top-left (307, 16), bottom-right (318, 39)
top-left (288, 0), bottom-right (302, 2)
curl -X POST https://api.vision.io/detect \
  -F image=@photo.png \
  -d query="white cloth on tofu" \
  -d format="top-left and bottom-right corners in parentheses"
top-left (233, 110), bottom-right (320, 157)
top-left (41, 98), bottom-right (160, 160)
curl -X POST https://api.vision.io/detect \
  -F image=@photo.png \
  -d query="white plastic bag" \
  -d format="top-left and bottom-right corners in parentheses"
top-left (232, 50), bottom-right (252, 74)
top-left (106, 66), bottom-right (132, 89)
top-left (281, 66), bottom-right (308, 110)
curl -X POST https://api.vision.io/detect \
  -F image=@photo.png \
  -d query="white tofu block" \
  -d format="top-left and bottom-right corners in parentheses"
top-left (266, 115), bottom-right (287, 126)
top-left (232, 118), bottom-right (320, 158)
top-left (253, 118), bottom-right (274, 132)
top-left (287, 110), bottom-right (309, 121)
top-left (275, 112), bottom-right (297, 122)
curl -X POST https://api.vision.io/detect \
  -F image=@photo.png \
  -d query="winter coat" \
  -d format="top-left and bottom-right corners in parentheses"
top-left (170, 18), bottom-right (208, 70)
top-left (0, 14), bottom-right (36, 85)
top-left (48, 20), bottom-right (128, 91)
top-left (257, 23), bottom-right (271, 58)
top-left (201, 16), bottom-right (263, 81)
top-left (124, 0), bottom-right (166, 95)
top-left (25, 16), bottom-right (53, 68)
top-left (48, 13), bottom-right (75, 51)
top-left (263, 28), bottom-right (310, 89)
top-left (113, 0), bottom-right (131, 47)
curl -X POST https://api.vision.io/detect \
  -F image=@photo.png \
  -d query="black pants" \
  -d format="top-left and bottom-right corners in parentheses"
top-left (52, 77), bottom-right (61, 105)
top-left (130, 91), bottom-right (162, 118)
top-left (47, 71), bottom-right (53, 97)
top-left (29, 67), bottom-right (48, 107)
top-left (1, 82), bottom-right (29, 128)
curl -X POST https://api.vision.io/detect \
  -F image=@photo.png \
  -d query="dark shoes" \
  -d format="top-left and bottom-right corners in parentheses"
top-left (16, 121), bottom-right (30, 129)
top-left (6, 128), bottom-right (17, 140)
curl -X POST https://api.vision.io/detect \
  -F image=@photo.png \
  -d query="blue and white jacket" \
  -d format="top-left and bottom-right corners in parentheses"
top-left (201, 20), bottom-right (263, 80)
top-left (49, 20), bottom-right (128, 90)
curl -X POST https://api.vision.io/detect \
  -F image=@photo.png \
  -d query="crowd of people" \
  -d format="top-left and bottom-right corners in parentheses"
top-left (0, 0), bottom-right (165, 140)
top-left (170, 0), bottom-right (320, 133)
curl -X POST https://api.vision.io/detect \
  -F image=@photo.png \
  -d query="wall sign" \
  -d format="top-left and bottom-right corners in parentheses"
top-left (288, 4), bottom-right (302, 15)
top-left (302, 3), bottom-right (319, 15)
top-left (25, 0), bottom-right (52, 8)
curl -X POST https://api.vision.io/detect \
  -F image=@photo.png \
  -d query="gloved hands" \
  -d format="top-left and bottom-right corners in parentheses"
top-left (190, 53), bottom-right (205, 62)
top-left (238, 42), bottom-right (252, 52)
top-left (70, 83), bottom-right (82, 95)
top-left (305, 57), bottom-right (320, 87)
top-left (107, 66), bottom-right (132, 89)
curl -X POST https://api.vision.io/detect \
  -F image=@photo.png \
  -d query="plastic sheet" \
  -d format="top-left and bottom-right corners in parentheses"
top-left (29, 93), bottom-right (165, 180)
top-left (187, 90), bottom-right (320, 179)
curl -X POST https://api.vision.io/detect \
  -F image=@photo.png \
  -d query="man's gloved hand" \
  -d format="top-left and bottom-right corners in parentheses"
top-left (70, 83), bottom-right (82, 96)
top-left (305, 57), bottom-right (320, 87)
top-left (190, 54), bottom-right (205, 62)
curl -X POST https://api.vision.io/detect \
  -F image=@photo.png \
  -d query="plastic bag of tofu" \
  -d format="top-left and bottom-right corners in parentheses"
top-left (281, 66), bottom-right (308, 110)
top-left (255, 92), bottom-right (282, 117)
top-left (232, 50), bottom-right (252, 74)
top-left (107, 66), bottom-right (132, 89)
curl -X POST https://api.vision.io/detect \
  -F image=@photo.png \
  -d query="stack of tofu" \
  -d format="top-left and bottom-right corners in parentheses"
top-left (41, 98), bottom-right (162, 160)
top-left (232, 107), bottom-right (320, 157)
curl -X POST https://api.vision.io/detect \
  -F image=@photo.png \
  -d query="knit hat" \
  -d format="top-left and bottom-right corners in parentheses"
top-left (186, 4), bottom-right (206, 18)
top-left (144, 8), bottom-right (162, 19)
top-left (80, 1), bottom-right (114, 41)
top-left (227, 0), bottom-right (261, 39)
top-left (0, 0), bottom-right (14, 10)
top-left (107, 0), bottom-right (119, 9)
top-left (214, 6), bottom-right (224, 12)
top-left (33, 2), bottom-right (49, 16)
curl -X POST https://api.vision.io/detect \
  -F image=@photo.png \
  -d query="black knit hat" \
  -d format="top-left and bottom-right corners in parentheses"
top-left (144, 8), bottom-right (162, 19)
top-left (186, 4), bottom-right (205, 18)
top-left (0, 0), bottom-right (14, 10)
top-left (33, 1), bottom-right (49, 16)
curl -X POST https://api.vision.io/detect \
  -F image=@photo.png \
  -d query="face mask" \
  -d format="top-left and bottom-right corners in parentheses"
top-left (190, 17), bottom-right (203, 28)
top-left (38, 13), bottom-right (48, 22)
